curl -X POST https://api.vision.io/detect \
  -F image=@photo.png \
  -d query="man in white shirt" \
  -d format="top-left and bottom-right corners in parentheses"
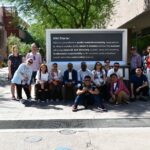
top-left (107, 62), bottom-right (123, 80)
top-left (78, 62), bottom-right (93, 84)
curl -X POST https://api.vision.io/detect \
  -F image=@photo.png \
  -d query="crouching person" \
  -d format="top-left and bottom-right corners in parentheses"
top-left (72, 75), bottom-right (107, 112)
top-left (11, 58), bottom-right (33, 103)
top-left (109, 73), bottom-right (129, 105)
top-left (35, 64), bottom-right (49, 102)
top-left (130, 67), bottom-right (149, 101)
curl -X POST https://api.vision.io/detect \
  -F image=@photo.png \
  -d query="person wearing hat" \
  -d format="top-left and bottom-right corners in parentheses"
top-left (130, 47), bottom-right (142, 75)
top-left (11, 58), bottom-right (33, 102)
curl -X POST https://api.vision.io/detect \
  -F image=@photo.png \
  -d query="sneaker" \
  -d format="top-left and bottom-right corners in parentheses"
top-left (50, 99), bottom-right (54, 102)
top-left (20, 99), bottom-right (25, 104)
top-left (72, 105), bottom-right (77, 112)
top-left (37, 99), bottom-right (40, 103)
top-left (124, 100), bottom-right (130, 104)
top-left (140, 96), bottom-right (148, 101)
top-left (12, 96), bottom-right (16, 100)
top-left (56, 99), bottom-right (60, 102)
top-left (96, 107), bottom-right (107, 112)
top-left (27, 98), bottom-right (32, 102)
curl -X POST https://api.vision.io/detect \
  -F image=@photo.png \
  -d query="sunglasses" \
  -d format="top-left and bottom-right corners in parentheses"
top-left (28, 61), bottom-right (33, 64)
top-left (85, 80), bottom-right (90, 82)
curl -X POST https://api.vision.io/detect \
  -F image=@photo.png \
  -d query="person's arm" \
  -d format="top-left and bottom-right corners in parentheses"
top-left (137, 55), bottom-right (142, 67)
top-left (130, 83), bottom-right (135, 98)
top-left (8, 59), bottom-right (12, 79)
top-left (137, 81), bottom-right (148, 91)
top-left (35, 71), bottom-right (40, 83)
top-left (115, 80), bottom-right (129, 95)
top-left (88, 87), bottom-right (99, 95)
top-left (76, 87), bottom-right (87, 95)
top-left (39, 53), bottom-right (42, 65)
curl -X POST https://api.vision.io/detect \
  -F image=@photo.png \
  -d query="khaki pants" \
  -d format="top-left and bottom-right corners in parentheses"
top-left (111, 91), bottom-right (129, 104)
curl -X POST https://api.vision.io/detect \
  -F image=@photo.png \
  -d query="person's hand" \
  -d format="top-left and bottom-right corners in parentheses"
top-left (66, 82), bottom-right (72, 87)
top-left (88, 89), bottom-right (94, 94)
top-left (112, 94), bottom-right (116, 100)
top-left (131, 94), bottom-right (135, 99)
top-left (8, 73), bottom-right (12, 79)
top-left (83, 87), bottom-right (88, 93)
top-left (136, 87), bottom-right (141, 93)
top-left (53, 80), bottom-right (58, 85)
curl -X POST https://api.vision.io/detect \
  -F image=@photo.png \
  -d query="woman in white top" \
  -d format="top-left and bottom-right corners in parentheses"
top-left (92, 62), bottom-right (106, 87)
top-left (49, 63), bottom-right (63, 101)
top-left (35, 64), bottom-right (49, 101)
top-left (11, 58), bottom-right (33, 101)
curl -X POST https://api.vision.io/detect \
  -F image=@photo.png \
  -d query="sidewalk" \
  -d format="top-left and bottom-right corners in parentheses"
top-left (1, 67), bottom-right (150, 150)
top-left (0, 67), bottom-right (150, 121)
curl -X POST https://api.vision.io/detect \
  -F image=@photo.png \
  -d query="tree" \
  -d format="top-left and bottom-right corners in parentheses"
top-left (3, 0), bottom-right (115, 28)
top-left (3, 0), bottom-right (116, 50)
top-left (7, 35), bottom-right (31, 55)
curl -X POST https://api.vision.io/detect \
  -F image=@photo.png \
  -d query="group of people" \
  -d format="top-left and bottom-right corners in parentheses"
top-left (7, 43), bottom-right (150, 112)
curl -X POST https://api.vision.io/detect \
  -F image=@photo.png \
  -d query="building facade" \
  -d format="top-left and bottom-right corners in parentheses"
top-left (107, 0), bottom-right (150, 33)
top-left (0, 6), bottom-right (29, 59)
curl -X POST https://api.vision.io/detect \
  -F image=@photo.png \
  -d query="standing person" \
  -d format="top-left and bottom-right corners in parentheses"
top-left (130, 47), bottom-right (142, 75)
top-left (8, 45), bottom-right (22, 100)
top-left (26, 43), bottom-right (42, 91)
top-left (0, 54), bottom-right (3, 68)
top-left (141, 49), bottom-right (148, 74)
top-left (11, 58), bottom-right (33, 103)
top-left (145, 46), bottom-right (150, 95)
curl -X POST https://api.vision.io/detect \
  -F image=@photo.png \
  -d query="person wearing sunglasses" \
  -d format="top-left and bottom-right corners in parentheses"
top-left (107, 62), bottom-right (123, 81)
top-left (11, 58), bottom-right (33, 103)
top-left (26, 43), bottom-right (42, 92)
top-left (72, 75), bottom-right (107, 112)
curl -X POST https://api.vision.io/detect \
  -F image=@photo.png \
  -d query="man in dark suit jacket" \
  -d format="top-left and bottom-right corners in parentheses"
top-left (63, 63), bottom-right (78, 101)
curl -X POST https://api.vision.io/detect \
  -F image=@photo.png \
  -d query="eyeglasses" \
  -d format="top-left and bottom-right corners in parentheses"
top-left (114, 65), bottom-right (119, 67)
top-left (85, 80), bottom-right (90, 82)
top-left (105, 62), bottom-right (110, 63)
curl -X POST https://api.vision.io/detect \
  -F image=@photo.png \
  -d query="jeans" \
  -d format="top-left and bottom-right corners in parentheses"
top-left (74, 93), bottom-right (105, 109)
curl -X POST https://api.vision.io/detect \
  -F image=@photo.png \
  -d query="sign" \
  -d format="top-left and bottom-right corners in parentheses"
top-left (51, 33), bottom-right (122, 61)
top-left (46, 29), bottom-right (127, 65)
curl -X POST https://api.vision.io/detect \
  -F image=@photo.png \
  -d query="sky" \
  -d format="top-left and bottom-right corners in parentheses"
top-left (0, 1), bottom-right (35, 25)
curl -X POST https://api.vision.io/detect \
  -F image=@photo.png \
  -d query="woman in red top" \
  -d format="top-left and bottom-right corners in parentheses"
top-left (146, 46), bottom-right (150, 95)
